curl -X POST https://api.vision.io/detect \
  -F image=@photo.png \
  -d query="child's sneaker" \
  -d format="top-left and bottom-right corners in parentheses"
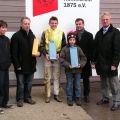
top-left (67, 101), bottom-right (73, 106)
top-left (75, 97), bottom-right (81, 106)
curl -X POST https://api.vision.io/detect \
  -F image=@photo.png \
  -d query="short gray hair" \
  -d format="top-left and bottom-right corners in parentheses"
top-left (101, 12), bottom-right (111, 18)
top-left (20, 17), bottom-right (31, 23)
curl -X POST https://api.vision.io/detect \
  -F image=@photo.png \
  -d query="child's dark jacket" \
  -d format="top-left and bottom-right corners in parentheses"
top-left (0, 35), bottom-right (11, 70)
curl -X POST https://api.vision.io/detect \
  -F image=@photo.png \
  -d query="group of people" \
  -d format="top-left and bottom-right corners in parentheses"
top-left (0, 11), bottom-right (120, 114)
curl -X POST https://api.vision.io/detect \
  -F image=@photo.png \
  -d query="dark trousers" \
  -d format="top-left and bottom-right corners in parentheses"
top-left (0, 70), bottom-right (9, 107)
top-left (83, 77), bottom-right (90, 97)
top-left (16, 73), bottom-right (34, 102)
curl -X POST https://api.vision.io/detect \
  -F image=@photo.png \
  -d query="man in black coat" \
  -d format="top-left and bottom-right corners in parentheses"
top-left (11, 17), bottom-right (40, 107)
top-left (74, 18), bottom-right (93, 102)
top-left (93, 12), bottom-right (120, 111)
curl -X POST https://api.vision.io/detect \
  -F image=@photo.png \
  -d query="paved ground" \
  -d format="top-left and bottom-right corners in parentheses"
top-left (82, 82), bottom-right (120, 120)
top-left (0, 86), bottom-right (93, 120)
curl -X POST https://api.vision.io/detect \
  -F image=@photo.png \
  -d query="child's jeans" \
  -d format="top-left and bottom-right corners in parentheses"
top-left (65, 72), bottom-right (81, 102)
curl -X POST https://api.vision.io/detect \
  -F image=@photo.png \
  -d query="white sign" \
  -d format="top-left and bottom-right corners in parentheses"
top-left (25, 0), bottom-right (100, 79)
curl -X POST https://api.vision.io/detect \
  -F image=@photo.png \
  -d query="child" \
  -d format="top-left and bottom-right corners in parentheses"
top-left (40, 16), bottom-right (66, 103)
top-left (0, 20), bottom-right (12, 114)
top-left (60, 31), bottom-right (87, 106)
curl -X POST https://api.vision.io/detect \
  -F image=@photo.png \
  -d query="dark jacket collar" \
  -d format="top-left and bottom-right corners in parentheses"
top-left (76, 28), bottom-right (85, 34)
top-left (19, 27), bottom-right (32, 36)
top-left (0, 35), bottom-right (5, 38)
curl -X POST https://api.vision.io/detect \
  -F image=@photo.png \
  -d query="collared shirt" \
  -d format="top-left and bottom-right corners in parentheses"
top-left (103, 25), bottom-right (110, 34)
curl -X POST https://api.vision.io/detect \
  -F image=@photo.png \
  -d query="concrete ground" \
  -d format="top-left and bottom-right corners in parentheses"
top-left (0, 86), bottom-right (93, 120)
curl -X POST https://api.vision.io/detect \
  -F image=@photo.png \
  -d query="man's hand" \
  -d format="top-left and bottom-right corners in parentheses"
top-left (91, 64), bottom-right (95, 69)
top-left (17, 67), bottom-right (21, 70)
top-left (32, 52), bottom-right (40, 57)
top-left (111, 65), bottom-right (117, 71)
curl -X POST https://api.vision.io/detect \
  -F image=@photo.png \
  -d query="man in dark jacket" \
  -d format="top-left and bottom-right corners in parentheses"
top-left (11, 17), bottom-right (40, 107)
top-left (75, 18), bottom-right (93, 102)
top-left (93, 12), bottom-right (120, 111)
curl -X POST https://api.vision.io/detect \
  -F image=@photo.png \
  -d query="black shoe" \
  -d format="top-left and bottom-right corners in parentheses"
top-left (2, 104), bottom-right (13, 109)
top-left (111, 104), bottom-right (120, 111)
top-left (54, 95), bottom-right (62, 102)
top-left (96, 99), bottom-right (109, 105)
top-left (45, 97), bottom-right (50, 103)
top-left (67, 101), bottom-right (73, 106)
top-left (84, 96), bottom-right (90, 103)
top-left (17, 100), bottom-right (23, 107)
top-left (24, 99), bottom-right (36, 104)
top-left (0, 108), bottom-right (4, 114)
